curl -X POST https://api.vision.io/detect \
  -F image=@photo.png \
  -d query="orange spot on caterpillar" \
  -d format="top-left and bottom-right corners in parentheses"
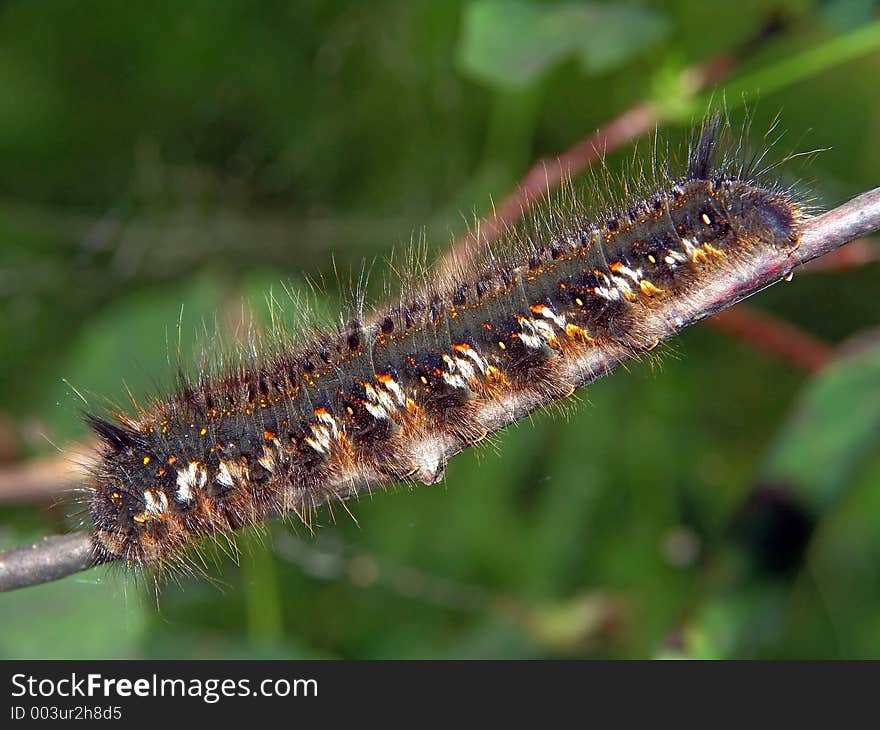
top-left (142, 456), bottom-right (151, 465)
top-left (565, 323), bottom-right (593, 342)
top-left (485, 365), bottom-right (504, 382)
top-left (639, 280), bottom-right (665, 296)
top-left (200, 427), bottom-right (207, 436)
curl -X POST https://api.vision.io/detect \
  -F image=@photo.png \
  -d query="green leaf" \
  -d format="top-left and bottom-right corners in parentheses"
top-left (763, 342), bottom-right (880, 510)
top-left (458, 0), bottom-right (668, 89)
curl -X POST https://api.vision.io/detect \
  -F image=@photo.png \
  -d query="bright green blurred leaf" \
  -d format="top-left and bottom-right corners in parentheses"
top-left (458, 0), bottom-right (668, 89)
top-left (763, 343), bottom-right (880, 510)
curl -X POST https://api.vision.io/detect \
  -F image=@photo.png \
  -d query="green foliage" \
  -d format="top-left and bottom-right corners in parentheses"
top-left (765, 342), bottom-right (880, 510)
top-left (2, 0), bottom-right (880, 658)
top-left (458, 1), bottom-right (668, 87)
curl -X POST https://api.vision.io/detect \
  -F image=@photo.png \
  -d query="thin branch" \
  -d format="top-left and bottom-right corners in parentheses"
top-left (0, 532), bottom-right (96, 592)
top-left (1, 186), bottom-right (879, 593)
top-left (798, 188), bottom-right (880, 259)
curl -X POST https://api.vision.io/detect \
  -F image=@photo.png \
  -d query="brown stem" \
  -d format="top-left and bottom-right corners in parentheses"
top-left (0, 449), bottom-right (89, 504)
top-left (0, 532), bottom-right (97, 591)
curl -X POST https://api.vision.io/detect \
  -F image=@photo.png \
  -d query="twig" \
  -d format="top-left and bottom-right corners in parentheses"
top-left (0, 186), bottom-right (878, 593)
top-left (0, 533), bottom-right (96, 592)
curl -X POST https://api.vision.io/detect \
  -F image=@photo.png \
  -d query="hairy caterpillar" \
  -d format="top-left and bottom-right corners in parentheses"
top-left (84, 117), bottom-right (805, 578)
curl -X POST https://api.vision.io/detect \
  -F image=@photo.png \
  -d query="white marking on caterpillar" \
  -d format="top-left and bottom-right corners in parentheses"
top-left (515, 316), bottom-right (546, 350)
top-left (454, 343), bottom-right (488, 374)
top-left (684, 237), bottom-right (711, 262)
top-left (314, 408), bottom-right (339, 439)
top-left (378, 375), bottom-right (406, 406)
top-left (258, 448), bottom-right (277, 473)
top-left (610, 275), bottom-right (633, 294)
top-left (306, 423), bottom-right (333, 454)
top-left (365, 382), bottom-right (397, 413)
top-left (364, 402), bottom-right (389, 421)
top-left (532, 318), bottom-right (557, 341)
top-left (594, 286), bottom-right (621, 301)
top-left (612, 264), bottom-right (642, 283)
top-left (518, 333), bottom-right (545, 349)
top-left (143, 489), bottom-right (168, 516)
top-left (442, 372), bottom-right (470, 389)
top-left (453, 357), bottom-right (477, 382)
top-left (530, 304), bottom-right (566, 329)
top-left (175, 461), bottom-right (206, 503)
top-left (217, 461), bottom-right (236, 488)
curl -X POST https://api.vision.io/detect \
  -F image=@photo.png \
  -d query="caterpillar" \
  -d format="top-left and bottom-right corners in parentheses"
top-left (84, 116), bottom-right (806, 578)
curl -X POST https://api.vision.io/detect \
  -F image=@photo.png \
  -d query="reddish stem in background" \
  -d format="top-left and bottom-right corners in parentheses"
top-left (708, 306), bottom-right (832, 373)
top-left (802, 236), bottom-right (880, 272)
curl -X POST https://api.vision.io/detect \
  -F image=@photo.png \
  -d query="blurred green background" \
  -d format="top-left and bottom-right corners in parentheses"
top-left (2, 0), bottom-right (880, 659)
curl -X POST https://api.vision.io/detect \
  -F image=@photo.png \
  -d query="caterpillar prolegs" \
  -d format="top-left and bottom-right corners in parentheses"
top-left (85, 117), bottom-right (805, 576)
